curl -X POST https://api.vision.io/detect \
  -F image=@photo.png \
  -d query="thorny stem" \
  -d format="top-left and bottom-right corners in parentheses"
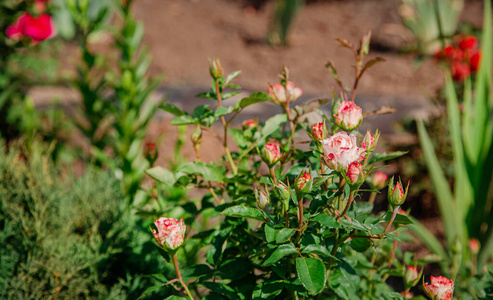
top-left (337, 176), bottom-right (345, 210)
top-left (215, 79), bottom-right (238, 175)
top-left (269, 167), bottom-right (277, 184)
top-left (173, 254), bottom-right (194, 300)
top-left (368, 191), bottom-right (377, 205)
top-left (384, 206), bottom-right (400, 234)
top-left (298, 196), bottom-right (304, 239)
top-left (337, 190), bottom-right (354, 222)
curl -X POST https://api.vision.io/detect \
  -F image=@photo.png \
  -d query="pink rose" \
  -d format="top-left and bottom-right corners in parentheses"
top-left (388, 176), bottom-right (408, 207)
top-left (242, 119), bottom-right (257, 129)
top-left (311, 122), bottom-right (326, 140)
top-left (267, 81), bottom-right (303, 104)
top-left (333, 101), bottom-right (363, 131)
top-left (424, 276), bottom-right (454, 300)
top-left (321, 132), bottom-right (366, 172)
top-left (295, 171), bottom-right (312, 192)
top-left (404, 266), bottom-right (420, 288)
top-left (256, 189), bottom-right (269, 208)
top-left (6, 13), bottom-right (56, 43)
top-left (152, 217), bottom-right (186, 251)
top-left (469, 238), bottom-right (480, 255)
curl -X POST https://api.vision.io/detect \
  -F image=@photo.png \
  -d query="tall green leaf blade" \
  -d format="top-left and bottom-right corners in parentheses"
top-left (444, 72), bottom-right (472, 224)
top-left (221, 205), bottom-right (264, 221)
top-left (296, 257), bottom-right (326, 295)
top-left (417, 119), bottom-right (460, 246)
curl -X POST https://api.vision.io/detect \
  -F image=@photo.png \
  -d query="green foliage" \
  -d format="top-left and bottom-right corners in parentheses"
top-left (146, 35), bottom-right (416, 299)
top-left (412, 0), bottom-right (493, 296)
top-left (267, 0), bottom-right (304, 46)
top-left (0, 140), bottom-right (165, 299)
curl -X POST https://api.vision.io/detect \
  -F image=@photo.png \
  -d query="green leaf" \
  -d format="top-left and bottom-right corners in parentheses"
top-left (201, 282), bottom-right (237, 299)
top-left (265, 223), bottom-right (277, 243)
top-left (221, 205), bottom-right (264, 221)
top-left (368, 151), bottom-right (408, 164)
top-left (350, 237), bottom-right (372, 252)
top-left (225, 70), bottom-right (241, 85)
top-left (301, 244), bottom-right (334, 258)
top-left (214, 106), bottom-right (234, 118)
top-left (259, 114), bottom-right (288, 142)
top-left (179, 162), bottom-right (225, 183)
top-left (218, 258), bottom-right (252, 280)
top-left (170, 115), bottom-right (197, 125)
top-left (160, 103), bottom-right (186, 116)
top-left (146, 167), bottom-right (176, 185)
top-left (276, 228), bottom-right (297, 244)
top-left (236, 92), bottom-right (270, 109)
top-left (296, 257), bottom-right (326, 295)
top-left (262, 243), bottom-right (298, 266)
top-left (381, 211), bottom-right (413, 225)
top-left (417, 119), bottom-right (460, 246)
top-left (252, 280), bottom-right (284, 300)
top-left (312, 214), bottom-right (341, 228)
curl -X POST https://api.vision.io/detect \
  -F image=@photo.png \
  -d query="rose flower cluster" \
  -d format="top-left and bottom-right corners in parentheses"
top-left (435, 35), bottom-right (482, 81)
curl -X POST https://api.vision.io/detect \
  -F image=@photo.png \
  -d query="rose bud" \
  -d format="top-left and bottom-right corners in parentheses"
top-left (388, 176), bottom-right (409, 207)
top-left (371, 172), bottom-right (388, 189)
top-left (267, 81), bottom-right (303, 104)
top-left (274, 181), bottom-right (291, 210)
top-left (469, 50), bottom-right (481, 73)
top-left (451, 61), bottom-right (471, 81)
top-left (333, 100), bottom-right (363, 131)
top-left (423, 276), bottom-right (454, 300)
top-left (262, 140), bottom-right (282, 166)
top-left (321, 131), bottom-right (366, 172)
top-left (256, 188), bottom-right (269, 209)
top-left (145, 142), bottom-right (158, 164)
top-left (459, 35), bottom-right (478, 51)
top-left (469, 238), bottom-right (480, 255)
top-left (363, 130), bottom-right (379, 153)
top-left (346, 161), bottom-right (365, 186)
top-left (311, 121), bottom-right (326, 140)
top-left (242, 119), bottom-right (257, 129)
top-left (209, 58), bottom-right (223, 79)
top-left (152, 217), bottom-right (186, 252)
top-left (403, 266), bottom-right (421, 289)
top-left (295, 170), bottom-right (313, 193)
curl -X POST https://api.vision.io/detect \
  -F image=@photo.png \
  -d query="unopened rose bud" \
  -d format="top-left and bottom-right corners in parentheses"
top-left (242, 119), bottom-right (257, 129)
top-left (311, 121), bottom-right (326, 140)
top-left (275, 181), bottom-right (291, 210)
top-left (262, 140), bottom-right (282, 165)
top-left (152, 217), bottom-right (186, 252)
top-left (388, 176), bottom-right (409, 207)
top-left (404, 266), bottom-right (421, 289)
top-left (191, 126), bottom-right (202, 145)
top-left (469, 238), bottom-right (480, 255)
top-left (424, 276), bottom-right (454, 300)
top-left (346, 161), bottom-right (365, 186)
top-left (256, 188), bottom-right (269, 208)
top-left (267, 81), bottom-right (303, 104)
top-left (372, 172), bottom-right (388, 189)
top-left (363, 130), bottom-right (379, 153)
top-left (209, 58), bottom-right (223, 79)
top-left (333, 100), bottom-right (363, 131)
top-left (145, 142), bottom-right (158, 164)
top-left (295, 170), bottom-right (313, 193)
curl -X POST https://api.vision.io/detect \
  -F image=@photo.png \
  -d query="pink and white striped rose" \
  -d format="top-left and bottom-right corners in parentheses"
top-left (153, 217), bottom-right (186, 251)
top-left (333, 101), bottom-right (363, 131)
top-left (321, 132), bottom-right (366, 172)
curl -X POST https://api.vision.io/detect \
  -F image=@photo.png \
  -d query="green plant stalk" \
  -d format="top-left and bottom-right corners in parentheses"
top-left (433, 0), bottom-right (446, 49)
top-left (173, 254), bottom-right (194, 300)
top-left (337, 190), bottom-right (354, 221)
top-left (215, 79), bottom-right (238, 175)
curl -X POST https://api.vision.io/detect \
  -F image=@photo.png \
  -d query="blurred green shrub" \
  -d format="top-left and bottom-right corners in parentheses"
top-left (267, 0), bottom-right (303, 46)
top-left (0, 139), bottom-right (165, 299)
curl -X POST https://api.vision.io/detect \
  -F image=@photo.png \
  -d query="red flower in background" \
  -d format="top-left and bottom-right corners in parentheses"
top-left (6, 13), bottom-right (56, 43)
top-left (435, 35), bottom-right (482, 81)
